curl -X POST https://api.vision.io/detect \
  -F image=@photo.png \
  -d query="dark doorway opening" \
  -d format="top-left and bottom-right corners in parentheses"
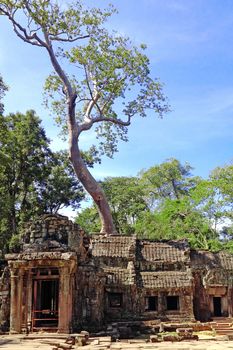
top-left (32, 277), bottom-right (59, 331)
top-left (166, 296), bottom-right (179, 310)
top-left (108, 292), bottom-right (123, 308)
top-left (145, 296), bottom-right (158, 311)
top-left (213, 297), bottom-right (222, 317)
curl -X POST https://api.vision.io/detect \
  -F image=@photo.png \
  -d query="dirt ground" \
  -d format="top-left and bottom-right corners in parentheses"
top-left (2, 334), bottom-right (233, 350)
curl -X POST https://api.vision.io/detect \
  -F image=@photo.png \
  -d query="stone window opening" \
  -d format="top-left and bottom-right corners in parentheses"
top-left (108, 292), bottom-right (123, 308)
top-left (145, 296), bottom-right (158, 311)
top-left (166, 296), bottom-right (179, 311)
top-left (106, 273), bottom-right (116, 284)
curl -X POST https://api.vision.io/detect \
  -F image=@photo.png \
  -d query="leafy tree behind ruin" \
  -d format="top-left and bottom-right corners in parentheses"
top-left (77, 159), bottom-right (207, 242)
top-left (0, 0), bottom-right (169, 235)
top-left (36, 150), bottom-right (85, 214)
top-left (77, 159), bottom-right (233, 252)
top-left (0, 110), bottom-right (86, 254)
top-left (0, 74), bottom-right (7, 115)
top-left (77, 176), bottom-right (149, 235)
top-left (0, 111), bottom-right (51, 243)
top-left (139, 158), bottom-right (199, 209)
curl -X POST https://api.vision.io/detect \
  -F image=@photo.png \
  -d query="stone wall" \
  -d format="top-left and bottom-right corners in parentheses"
top-left (191, 249), bottom-right (233, 321)
top-left (3, 214), bottom-right (233, 333)
top-left (73, 263), bottom-right (105, 331)
top-left (21, 214), bottom-right (88, 258)
top-left (86, 237), bottom-right (194, 324)
top-left (0, 261), bottom-right (10, 332)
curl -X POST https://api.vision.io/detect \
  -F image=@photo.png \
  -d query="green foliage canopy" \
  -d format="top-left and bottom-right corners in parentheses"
top-left (0, 110), bottom-right (87, 254)
top-left (77, 159), bottom-right (233, 253)
top-left (0, 74), bottom-right (7, 115)
top-left (0, 0), bottom-right (169, 234)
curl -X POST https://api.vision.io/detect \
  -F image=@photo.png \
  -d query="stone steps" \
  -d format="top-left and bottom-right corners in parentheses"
top-left (210, 317), bottom-right (233, 335)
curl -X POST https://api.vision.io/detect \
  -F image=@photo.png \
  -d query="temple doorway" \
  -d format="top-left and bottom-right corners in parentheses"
top-left (213, 297), bottom-right (222, 317)
top-left (32, 269), bottom-right (59, 331)
top-left (7, 253), bottom-right (77, 334)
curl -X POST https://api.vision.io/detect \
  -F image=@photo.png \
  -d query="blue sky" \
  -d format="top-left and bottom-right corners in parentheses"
top-left (1, 0), bottom-right (233, 184)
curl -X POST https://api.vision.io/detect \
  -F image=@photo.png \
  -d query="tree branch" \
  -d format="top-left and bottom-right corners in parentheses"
top-left (1, 2), bottom-right (79, 137)
top-left (92, 115), bottom-right (131, 126)
top-left (0, 7), bottom-right (44, 46)
top-left (84, 65), bottom-right (94, 100)
top-left (85, 91), bottom-right (100, 119)
top-left (50, 34), bottom-right (90, 42)
top-left (42, 30), bottom-right (75, 99)
top-left (78, 114), bottom-right (131, 135)
top-left (81, 65), bottom-right (102, 125)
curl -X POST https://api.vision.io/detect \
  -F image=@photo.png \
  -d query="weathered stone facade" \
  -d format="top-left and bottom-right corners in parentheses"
top-left (0, 261), bottom-right (10, 332)
top-left (1, 214), bottom-right (233, 333)
top-left (191, 249), bottom-right (233, 321)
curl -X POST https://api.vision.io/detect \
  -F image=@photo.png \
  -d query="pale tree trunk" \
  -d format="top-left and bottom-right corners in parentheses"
top-left (0, 4), bottom-right (121, 236)
top-left (70, 139), bottom-right (116, 234)
top-left (45, 40), bottom-right (117, 235)
top-left (67, 98), bottom-right (116, 235)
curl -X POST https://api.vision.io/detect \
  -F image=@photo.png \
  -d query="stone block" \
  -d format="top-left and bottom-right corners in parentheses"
top-left (98, 336), bottom-right (112, 342)
top-left (176, 327), bottom-right (193, 334)
top-left (150, 335), bottom-right (159, 343)
top-left (75, 334), bottom-right (88, 346)
top-left (162, 334), bottom-right (181, 342)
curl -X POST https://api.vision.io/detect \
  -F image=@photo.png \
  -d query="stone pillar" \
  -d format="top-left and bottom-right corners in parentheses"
top-left (227, 288), bottom-right (232, 317)
top-left (26, 271), bottom-right (33, 330)
top-left (58, 267), bottom-right (72, 333)
top-left (10, 268), bottom-right (24, 333)
top-left (158, 292), bottom-right (165, 316)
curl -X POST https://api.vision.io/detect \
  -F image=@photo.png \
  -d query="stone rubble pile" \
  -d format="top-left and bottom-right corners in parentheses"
top-left (48, 327), bottom-right (199, 350)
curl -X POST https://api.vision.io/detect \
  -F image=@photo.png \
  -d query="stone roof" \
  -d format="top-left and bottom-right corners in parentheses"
top-left (22, 214), bottom-right (79, 251)
top-left (140, 271), bottom-right (193, 289)
top-left (191, 250), bottom-right (233, 270)
top-left (15, 214), bottom-right (86, 254)
top-left (216, 251), bottom-right (233, 270)
top-left (102, 266), bottom-right (192, 289)
top-left (103, 267), bottom-right (135, 285)
top-left (203, 269), bottom-right (232, 287)
top-left (5, 251), bottom-right (77, 261)
top-left (91, 235), bottom-right (136, 258)
top-left (139, 240), bottom-right (190, 263)
top-left (0, 262), bottom-right (8, 280)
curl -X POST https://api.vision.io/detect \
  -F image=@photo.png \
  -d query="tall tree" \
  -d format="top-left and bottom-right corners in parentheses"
top-left (139, 158), bottom-right (198, 209)
top-left (210, 164), bottom-right (233, 212)
top-left (135, 159), bottom-right (220, 249)
top-left (36, 150), bottom-right (85, 214)
top-left (0, 111), bottom-right (86, 253)
top-left (76, 206), bottom-right (101, 234)
top-left (134, 197), bottom-right (219, 250)
top-left (101, 177), bottom-right (148, 234)
top-left (0, 74), bottom-right (7, 115)
top-left (0, 110), bottom-right (52, 250)
top-left (77, 176), bottom-right (148, 235)
top-left (208, 164), bottom-right (233, 239)
top-left (0, 1), bottom-right (169, 234)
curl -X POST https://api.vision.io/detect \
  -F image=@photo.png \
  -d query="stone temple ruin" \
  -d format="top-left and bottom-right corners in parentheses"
top-left (1, 213), bottom-right (233, 334)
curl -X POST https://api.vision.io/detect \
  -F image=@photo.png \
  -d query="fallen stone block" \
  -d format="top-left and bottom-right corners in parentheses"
top-left (98, 336), bottom-right (112, 343)
top-left (65, 336), bottom-right (76, 345)
top-left (75, 334), bottom-right (88, 346)
top-left (176, 327), bottom-right (193, 335)
top-left (80, 330), bottom-right (89, 338)
top-left (150, 335), bottom-right (159, 343)
top-left (45, 341), bottom-right (72, 350)
top-left (162, 334), bottom-right (181, 342)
